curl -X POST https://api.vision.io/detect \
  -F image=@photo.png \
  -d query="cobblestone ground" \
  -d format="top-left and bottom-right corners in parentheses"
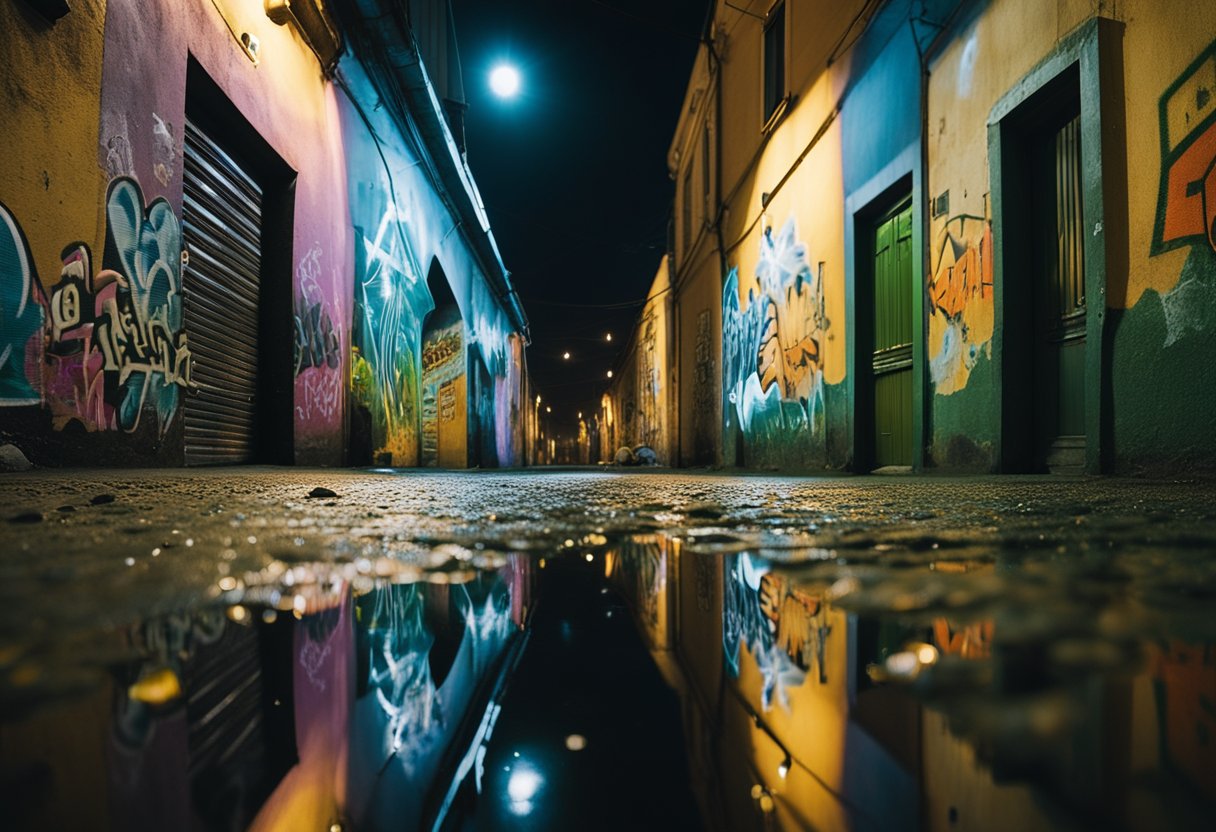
top-left (2, 468), bottom-right (1215, 829)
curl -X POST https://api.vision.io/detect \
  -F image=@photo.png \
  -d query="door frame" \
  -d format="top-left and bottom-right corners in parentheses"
top-left (845, 145), bottom-right (925, 472)
top-left (184, 58), bottom-right (297, 465)
top-left (988, 18), bottom-right (1125, 473)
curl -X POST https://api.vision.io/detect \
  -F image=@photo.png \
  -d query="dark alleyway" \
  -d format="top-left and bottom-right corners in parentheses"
top-left (0, 468), bottom-right (1214, 830)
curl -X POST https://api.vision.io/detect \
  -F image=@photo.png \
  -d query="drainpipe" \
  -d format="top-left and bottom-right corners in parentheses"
top-left (704, 9), bottom-right (732, 468)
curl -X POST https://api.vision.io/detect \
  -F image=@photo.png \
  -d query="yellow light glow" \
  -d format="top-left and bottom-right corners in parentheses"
top-left (606, 370), bottom-right (613, 378)
top-left (128, 667), bottom-right (182, 705)
top-left (584, 553), bottom-right (594, 562)
top-left (565, 734), bottom-right (587, 751)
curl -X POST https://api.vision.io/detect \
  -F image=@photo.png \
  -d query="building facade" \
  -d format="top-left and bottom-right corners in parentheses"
top-left (656, 0), bottom-right (1216, 475)
top-left (599, 256), bottom-right (676, 464)
top-left (0, 0), bottom-right (530, 468)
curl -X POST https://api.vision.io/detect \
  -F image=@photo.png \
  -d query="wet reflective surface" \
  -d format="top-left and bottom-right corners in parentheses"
top-left (1, 469), bottom-right (1214, 830)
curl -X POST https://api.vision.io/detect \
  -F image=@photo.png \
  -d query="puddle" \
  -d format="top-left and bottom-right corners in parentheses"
top-left (1, 476), bottom-right (1215, 830)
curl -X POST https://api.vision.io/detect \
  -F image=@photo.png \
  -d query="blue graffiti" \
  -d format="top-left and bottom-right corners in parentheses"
top-left (98, 177), bottom-right (191, 434)
top-left (0, 201), bottom-right (45, 405)
top-left (722, 218), bottom-right (826, 446)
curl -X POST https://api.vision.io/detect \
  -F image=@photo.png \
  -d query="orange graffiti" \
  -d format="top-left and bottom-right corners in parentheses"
top-left (932, 617), bottom-right (994, 659)
top-left (930, 215), bottom-right (993, 318)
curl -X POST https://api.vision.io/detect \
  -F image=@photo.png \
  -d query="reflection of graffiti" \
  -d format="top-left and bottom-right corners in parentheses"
top-left (1149, 640), bottom-right (1216, 801)
top-left (0, 200), bottom-right (45, 405)
top-left (723, 218), bottom-right (827, 448)
top-left (1151, 39), bottom-right (1216, 346)
top-left (609, 537), bottom-right (668, 648)
top-left (294, 244), bottom-right (344, 425)
top-left (723, 553), bottom-right (831, 710)
top-left (928, 210), bottom-right (994, 395)
top-left (354, 575), bottom-right (513, 778)
top-left (932, 618), bottom-right (993, 659)
top-left (2, 179), bottom-right (192, 432)
top-left (352, 205), bottom-right (430, 462)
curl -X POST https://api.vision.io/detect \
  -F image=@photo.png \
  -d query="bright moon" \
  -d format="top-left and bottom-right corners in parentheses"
top-left (489, 64), bottom-right (521, 98)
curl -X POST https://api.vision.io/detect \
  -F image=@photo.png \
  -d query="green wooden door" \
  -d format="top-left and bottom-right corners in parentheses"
top-left (1034, 113), bottom-right (1086, 472)
top-left (873, 202), bottom-right (914, 467)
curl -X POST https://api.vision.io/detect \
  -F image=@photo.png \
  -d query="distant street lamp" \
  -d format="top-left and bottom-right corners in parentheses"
top-left (606, 370), bottom-right (613, 379)
top-left (546, 406), bottom-right (552, 413)
top-left (605, 333), bottom-right (613, 342)
top-left (489, 64), bottom-right (521, 99)
top-left (563, 351), bottom-right (571, 360)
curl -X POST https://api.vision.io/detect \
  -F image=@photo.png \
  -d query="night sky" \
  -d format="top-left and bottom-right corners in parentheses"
top-left (452, 0), bottom-right (708, 436)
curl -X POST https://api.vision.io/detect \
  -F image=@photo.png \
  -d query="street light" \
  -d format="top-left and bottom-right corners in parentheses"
top-left (489, 64), bottom-right (521, 99)
top-left (546, 406), bottom-right (552, 413)
top-left (563, 351), bottom-right (571, 360)
top-left (605, 332), bottom-right (613, 342)
top-left (606, 370), bottom-right (613, 379)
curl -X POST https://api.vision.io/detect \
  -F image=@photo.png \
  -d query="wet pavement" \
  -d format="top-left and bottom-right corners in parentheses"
top-left (1, 468), bottom-right (1215, 830)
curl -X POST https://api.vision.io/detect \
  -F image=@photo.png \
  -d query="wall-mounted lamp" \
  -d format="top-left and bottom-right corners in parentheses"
top-left (240, 32), bottom-right (261, 66)
top-left (266, 0), bottom-right (342, 72)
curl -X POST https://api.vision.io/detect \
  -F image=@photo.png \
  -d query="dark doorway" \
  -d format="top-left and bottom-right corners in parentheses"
top-left (997, 65), bottom-right (1086, 473)
top-left (182, 59), bottom-right (295, 465)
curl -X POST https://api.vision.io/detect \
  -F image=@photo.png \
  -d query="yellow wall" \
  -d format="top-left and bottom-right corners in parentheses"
top-left (928, 0), bottom-right (1216, 313)
top-left (0, 0), bottom-right (111, 301)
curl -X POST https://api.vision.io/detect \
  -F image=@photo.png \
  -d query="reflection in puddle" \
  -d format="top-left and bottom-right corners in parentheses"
top-left (2, 530), bottom-right (1214, 830)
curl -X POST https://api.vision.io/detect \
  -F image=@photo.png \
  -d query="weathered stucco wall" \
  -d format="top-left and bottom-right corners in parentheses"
top-left (927, 0), bottom-right (1216, 473)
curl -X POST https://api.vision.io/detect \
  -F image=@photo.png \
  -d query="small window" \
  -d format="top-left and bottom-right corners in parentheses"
top-left (682, 165), bottom-right (693, 254)
top-left (763, 2), bottom-right (786, 123)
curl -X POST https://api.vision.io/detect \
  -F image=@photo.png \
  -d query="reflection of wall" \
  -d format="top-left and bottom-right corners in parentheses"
top-left (348, 571), bottom-right (517, 830)
top-left (607, 536), bottom-right (669, 649)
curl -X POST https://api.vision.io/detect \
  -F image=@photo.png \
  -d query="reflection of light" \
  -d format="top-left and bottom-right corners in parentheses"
top-left (565, 734), bottom-right (587, 751)
top-left (778, 755), bottom-right (790, 778)
top-left (917, 644), bottom-right (939, 665)
top-left (507, 765), bottom-right (542, 815)
top-left (584, 553), bottom-right (594, 563)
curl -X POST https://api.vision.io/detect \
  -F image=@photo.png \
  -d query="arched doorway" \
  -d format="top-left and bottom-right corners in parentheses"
top-left (420, 260), bottom-right (466, 467)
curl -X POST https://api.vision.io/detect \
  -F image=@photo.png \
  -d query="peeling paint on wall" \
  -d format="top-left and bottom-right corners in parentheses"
top-left (928, 209), bottom-right (993, 395)
top-left (294, 243), bottom-right (344, 426)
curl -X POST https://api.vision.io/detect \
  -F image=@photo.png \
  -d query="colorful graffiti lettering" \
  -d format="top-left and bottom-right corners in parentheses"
top-left (724, 553), bottom-right (831, 711)
top-left (1, 179), bottom-right (191, 434)
top-left (1151, 39), bottom-right (1216, 347)
top-left (928, 210), bottom-right (994, 395)
top-left (0, 200), bottom-right (45, 405)
top-left (723, 217), bottom-right (827, 449)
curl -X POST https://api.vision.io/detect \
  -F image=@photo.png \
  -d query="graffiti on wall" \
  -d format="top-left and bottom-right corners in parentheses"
top-left (294, 243), bottom-right (344, 424)
top-left (723, 553), bottom-right (831, 711)
top-left (636, 317), bottom-right (661, 452)
top-left (692, 308), bottom-right (714, 459)
top-left (352, 205), bottom-right (430, 463)
top-left (1, 178), bottom-right (192, 434)
top-left (928, 209), bottom-right (994, 395)
top-left (0, 201), bottom-right (44, 405)
top-left (722, 218), bottom-right (827, 449)
top-left (421, 310), bottom-right (463, 466)
top-left (1151, 37), bottom-right (1216, 346)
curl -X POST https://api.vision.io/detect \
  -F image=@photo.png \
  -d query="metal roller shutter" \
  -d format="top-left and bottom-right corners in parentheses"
top-left (182, 118), bottom-right (263, 465)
